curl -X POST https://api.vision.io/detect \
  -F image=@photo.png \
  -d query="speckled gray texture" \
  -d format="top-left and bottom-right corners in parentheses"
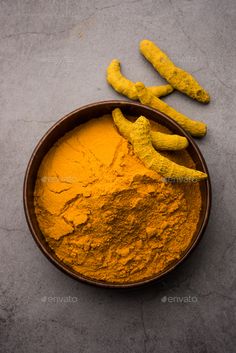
top-left (1, 0), bottom-right (236, 352)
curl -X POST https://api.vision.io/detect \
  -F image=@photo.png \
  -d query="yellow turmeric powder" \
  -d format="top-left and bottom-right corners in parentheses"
top-left (34, 115), bottom-right (202, 284)
top-left (107, 59), bottom-right (173, 100)
top-left (140, 39), bottom-right (210, 103)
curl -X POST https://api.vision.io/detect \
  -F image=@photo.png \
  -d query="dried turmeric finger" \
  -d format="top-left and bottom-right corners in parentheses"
top-left (135, 82), bottom-right (207, 137)
top-left (147, 85), bottom-right (173, 97)
top-left (130, 116), bottom-right (207, 182)
top-left (112, 108), bottom-right (188, 150)
top-left (140, 39), bottom-right (210, 103)
top-left (106, 59), bottom-right (173, 100)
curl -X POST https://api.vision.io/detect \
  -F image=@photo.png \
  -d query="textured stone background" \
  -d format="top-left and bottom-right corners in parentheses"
top-left (1, 0), bottom-right (236, 352)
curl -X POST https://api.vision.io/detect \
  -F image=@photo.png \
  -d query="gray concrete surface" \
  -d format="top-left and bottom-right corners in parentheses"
top-left (1, 0), bottom-right (236, 352)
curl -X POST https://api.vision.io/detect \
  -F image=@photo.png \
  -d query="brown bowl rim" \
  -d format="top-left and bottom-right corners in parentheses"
top-left (23, 100), bottom-right (211, 288)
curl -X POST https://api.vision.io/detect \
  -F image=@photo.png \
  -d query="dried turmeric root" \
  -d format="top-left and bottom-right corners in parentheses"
top-left (135, 82), bottom-right (207, 137)
top-left (130, 116), bottom-right (207, 182)
top-left (112, 108), bottom-right (188, 150)
top-left (107, 59), bottom-right (174, 100)
top-left (140, 39), bottom-right (210, 103)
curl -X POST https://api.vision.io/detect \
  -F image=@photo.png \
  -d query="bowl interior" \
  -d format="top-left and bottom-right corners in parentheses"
top-left (24, 100), bottom-right (211, 288)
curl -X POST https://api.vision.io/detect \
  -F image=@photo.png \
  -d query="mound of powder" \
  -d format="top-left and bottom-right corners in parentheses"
top-left (34, 115), bottom-right (201, 283)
